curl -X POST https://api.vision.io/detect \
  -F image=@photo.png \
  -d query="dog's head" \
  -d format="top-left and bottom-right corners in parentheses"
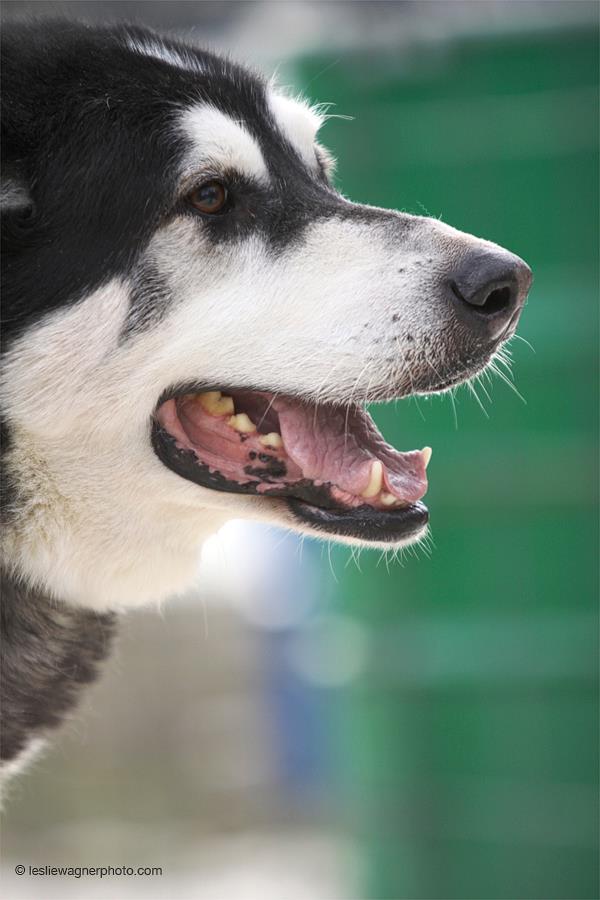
top-left (1, 21), bottom-right (531, 608)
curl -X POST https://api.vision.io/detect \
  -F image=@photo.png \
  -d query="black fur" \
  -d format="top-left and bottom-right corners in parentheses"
top-left (0, 570), bottom-right (116, 762)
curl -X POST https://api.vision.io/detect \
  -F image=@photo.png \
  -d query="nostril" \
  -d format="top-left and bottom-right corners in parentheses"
top-left (478, 284), bottom-right (513, 315)
top-left (450, 279), bottom-right (514, 316)
top-left (449, 249), bottom-right (531, 339)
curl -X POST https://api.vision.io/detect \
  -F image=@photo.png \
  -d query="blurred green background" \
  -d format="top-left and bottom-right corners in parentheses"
top-left (2, 3), bottom-right (598, 900)
top-left (296, 25), bottom-right (599, 900)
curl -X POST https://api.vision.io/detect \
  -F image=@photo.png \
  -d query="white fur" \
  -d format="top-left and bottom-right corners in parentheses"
top-left (0, 738), bottom-right (46, 795)
top-left (127, 37), bottom-right (205, 74)
top-left (268, 91), bottom-right (324, 166)
top-left (180, 105), bottom-right (269, 182)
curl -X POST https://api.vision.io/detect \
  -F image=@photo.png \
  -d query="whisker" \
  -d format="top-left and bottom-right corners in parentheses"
top-left (475, 372), bottom-right (492, 404)
top-left (326, 541), bottom-right (338, 583)
top-left (425, 357), bottom-right (461, 428)
top-left (511, 333), bottom-right (536, 353)
top-left (466, 379), bottom-right (490, 418)
top-left (488, 361), bottom-right (527, 404)
top-left (344, 360), bottom-right (373, 451)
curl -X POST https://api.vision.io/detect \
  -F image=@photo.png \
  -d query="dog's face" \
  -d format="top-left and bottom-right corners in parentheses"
top-left (1, 23), bottom-right (531, 609)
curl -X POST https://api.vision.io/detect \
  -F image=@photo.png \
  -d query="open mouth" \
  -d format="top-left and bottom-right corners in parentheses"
top-left (152, 388), bottom-right (431, 545)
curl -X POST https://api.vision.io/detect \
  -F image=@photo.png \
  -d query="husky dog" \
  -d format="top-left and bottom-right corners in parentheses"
top-left (0, 20), bottom-right (531, 776)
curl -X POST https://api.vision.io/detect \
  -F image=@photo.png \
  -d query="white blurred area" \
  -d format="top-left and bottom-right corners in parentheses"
top-left (1, 1), bottom-right (595, 70)
top-left (200, 521), bottom-right (319, 630)
top-left (3, 833), bottom-right (357, 900)
top-left (200, 521), bottom-right (368, 688)
top-left (1, 522), bottom-right (365, 899)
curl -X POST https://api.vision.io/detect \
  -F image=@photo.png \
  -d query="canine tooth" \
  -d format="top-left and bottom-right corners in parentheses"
top-left (228, 413), bottom-right (256, 433)
top-left (362, 460), bottom-right (383, 498)
top-left (380, 492), bottom-right (397, 506)
top-left (259, 432), bottom-right (283, 449)
top-left (198, 391), bottom-right (234, 416)
top-left (422, 446), bottom-right (432, 468)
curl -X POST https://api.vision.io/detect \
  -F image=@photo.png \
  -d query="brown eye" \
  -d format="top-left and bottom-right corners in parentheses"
top-left (188, 180), bottom-right (229, 215)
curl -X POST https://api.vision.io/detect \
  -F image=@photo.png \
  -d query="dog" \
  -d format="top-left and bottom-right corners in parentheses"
top-left (0, 19), bottom-right (531, 780)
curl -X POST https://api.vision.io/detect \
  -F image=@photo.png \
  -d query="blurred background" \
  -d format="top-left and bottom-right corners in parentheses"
top-left (1, 2), bottom-right (598, 899)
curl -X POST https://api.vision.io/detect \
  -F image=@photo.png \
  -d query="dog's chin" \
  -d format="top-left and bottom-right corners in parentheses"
top-left (285, 497), bottom-right (429, 548)
top-left (150, 385), bottom-right (432, 548)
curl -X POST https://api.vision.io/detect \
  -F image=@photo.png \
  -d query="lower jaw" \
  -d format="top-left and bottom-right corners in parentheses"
top-left (152, 422), bottom-right (429, 546)
top-left (288, 497), bottom-right (429, 544)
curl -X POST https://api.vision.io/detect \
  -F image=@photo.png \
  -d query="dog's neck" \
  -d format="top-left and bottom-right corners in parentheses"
top-left (0, 568), bottom-right (116, 770)
top-left (2, 429), bottom-right (231, 609)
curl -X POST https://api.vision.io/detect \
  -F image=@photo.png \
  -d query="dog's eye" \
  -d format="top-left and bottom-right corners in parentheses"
top-left (188, 181), bottom-right (229, 215)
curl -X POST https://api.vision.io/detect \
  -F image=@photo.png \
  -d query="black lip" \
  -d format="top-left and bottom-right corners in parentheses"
top-left (152, 421), bottom-right (336, 505)
top-left (288, 498), bottom-right (429, 543)
top-left (152, 421), bottom-right (429, 544)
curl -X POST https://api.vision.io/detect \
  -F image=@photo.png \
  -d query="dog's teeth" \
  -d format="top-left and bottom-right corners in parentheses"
top-left (198, 391), bottom-right (234, 416)
top-left (362, 460), bottom-right (383, 498)
top-left (259, 432), bottom-right (283, 449)
top-left (380, 492), bottom-right (398, 506)
top-left (422, 446), bottom-right (432, 468)
top-left (228, 413), bottom-right (256, 433)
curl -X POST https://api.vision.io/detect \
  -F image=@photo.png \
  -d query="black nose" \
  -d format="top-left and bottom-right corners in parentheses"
top-left (449, 249), bottom-right (532, 341)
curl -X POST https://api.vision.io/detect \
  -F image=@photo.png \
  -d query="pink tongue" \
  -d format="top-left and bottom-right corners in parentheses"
top-left (272, 397), bottom-right (428, 503)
